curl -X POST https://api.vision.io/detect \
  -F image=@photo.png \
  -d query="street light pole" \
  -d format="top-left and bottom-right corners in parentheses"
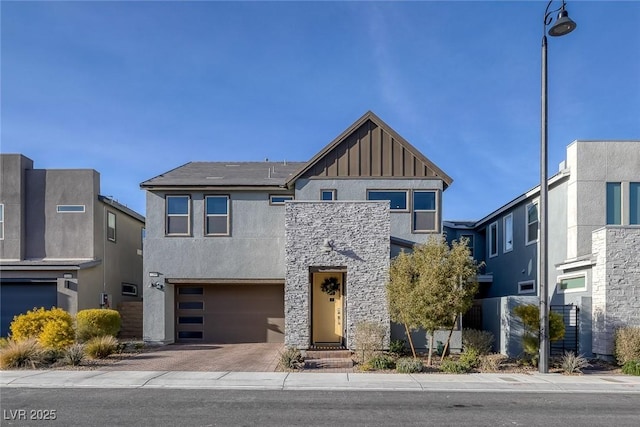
top-left (539, 0), bottom-right (576, 374)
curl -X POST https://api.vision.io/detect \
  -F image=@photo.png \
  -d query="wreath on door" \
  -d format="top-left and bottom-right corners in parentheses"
top-left (320, 276), bottom-right (341, 295)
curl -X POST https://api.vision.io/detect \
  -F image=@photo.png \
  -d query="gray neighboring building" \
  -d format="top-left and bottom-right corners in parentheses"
top-left (447, 140), bottom-right (640, 359)
top-left (141, 111), bottom-right (454, 349)
top-left (0, 154), bottom-right (145, 337)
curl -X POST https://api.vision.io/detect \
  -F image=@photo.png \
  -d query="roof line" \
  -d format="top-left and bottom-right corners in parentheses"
top-left (140, 161), bottom-right (192, 188)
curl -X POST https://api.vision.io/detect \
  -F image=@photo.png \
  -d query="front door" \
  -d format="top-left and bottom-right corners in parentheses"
top-left (312, 272), bottom-right (343, 344)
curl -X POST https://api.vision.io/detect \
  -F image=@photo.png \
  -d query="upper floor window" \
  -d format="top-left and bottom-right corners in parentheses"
top-left (367, 190), bottom-right (408, 211)
top-left (606, 182), bottom-right (622, 225)
top-left (412, 190), bottom-right (437, 232)
top-left (269, 195), bottom-right (293, 205)
top-left (166, 195), bottom-right (190, 235)
top-left (631, 183), bottom-right (640, 225)
top-left (205, 195), bottom-right (229, 236)
top-left (489, 222), bottom-right (498, 257)
top-left (526, 202), bottom-right (538, 245)
top-left (503, 213), bottom-right (513, 253)
top-left (0, 204), bottom-right (4, 240)
top-left (321, 189), bottom-right (336, 201)
top-left (57, 205), bottom-right (85, 213)
top-left (107, 211), bottom-right (116, 242)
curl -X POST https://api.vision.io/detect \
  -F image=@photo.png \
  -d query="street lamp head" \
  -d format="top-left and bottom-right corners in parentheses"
top-left (548, 8), bottom-right (577, 37)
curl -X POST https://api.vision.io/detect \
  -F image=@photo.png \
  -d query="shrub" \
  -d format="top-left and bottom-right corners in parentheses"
top-left (76, 309), bottom-right (122, 342)
top-left (462, 329), bottom-right (494, 355)
top-left (389, 339), bottom-right (407, 356)
top-left (38, 318), bottom-right (75, 349)
top-left (458, 347), bottom-right (480, 370)
top-left (278, 346), bottom-right (303, 371)
top-left (84, 335), bottom-right (119, 359)
top-left (561, 351), bottom-right (591, 374)
top-left (353, 321), bottom-right (385, 363)
top-left (10, 307), bottom-right (74, 346)
top-left (440, 359), bottom-right (469, 374)
top-left (40, 348), bottom-right (65, 366)
top-left (396, 357), bottom-right (423, 373)
top-left (0, 337), bottom-right (9, 349)
top-left (622, 360), bottom-right (640, 376)
top-left (64, 343), bottom-right (86, 366)
top-left (513, 304), bottom-right (564, 360)
top-left (0, 338), bottom-right (43, 369)
top-left (368, 354), bottom-right (395, 370)
top-left (479, 354), bottom-right (507, 372)
top-left (614, 327), bottom-right (640, 365)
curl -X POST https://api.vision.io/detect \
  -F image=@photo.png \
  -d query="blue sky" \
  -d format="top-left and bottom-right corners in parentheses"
top-left (2, 1), bottom-right (639, 221)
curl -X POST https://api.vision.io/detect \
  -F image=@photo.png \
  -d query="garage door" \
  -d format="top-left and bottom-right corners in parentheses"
top-left (175, 284), bottom-right (284, 343)
top-left (1, 282), bottom-right (57, 337)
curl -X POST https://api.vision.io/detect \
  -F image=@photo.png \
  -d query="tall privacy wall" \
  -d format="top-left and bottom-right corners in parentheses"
top-left (592, 227), bottom-right (640, 357)
top-left (284, 201), bottom-right (390, 349)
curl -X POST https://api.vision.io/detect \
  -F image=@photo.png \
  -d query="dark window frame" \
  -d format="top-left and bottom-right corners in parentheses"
top-left (204, 195), bottom-right (230, 236)
top-left (165, 195), bottom-right (191, 236)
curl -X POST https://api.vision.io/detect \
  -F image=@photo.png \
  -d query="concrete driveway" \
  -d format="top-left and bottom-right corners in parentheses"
top-left (102, 343), bottom-right (284, 372)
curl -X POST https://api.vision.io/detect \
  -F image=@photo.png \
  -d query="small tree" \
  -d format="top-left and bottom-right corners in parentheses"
top-left (513, 304), bottom-right (565, 363)
top-left (387, 251), bottom-right (422, 358)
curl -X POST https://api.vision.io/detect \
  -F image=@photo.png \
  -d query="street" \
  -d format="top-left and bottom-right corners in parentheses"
top-left (1, 388), bottom-right (639, 426)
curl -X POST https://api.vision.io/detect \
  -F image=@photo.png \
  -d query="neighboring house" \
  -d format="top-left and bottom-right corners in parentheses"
top-left (446, 140), bottom-right (640, 359)
top-left (0, 154), bottom-right (145, 337)
top-left (141, 111), bottom-right (454, 349)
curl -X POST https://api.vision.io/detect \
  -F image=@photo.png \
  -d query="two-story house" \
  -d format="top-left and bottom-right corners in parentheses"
top-left (0, 154), bottom-right (145, 337)
top-left (141, 111), bottom-right (453, 349)
top-left (447, 140), bottom-right (640, 359)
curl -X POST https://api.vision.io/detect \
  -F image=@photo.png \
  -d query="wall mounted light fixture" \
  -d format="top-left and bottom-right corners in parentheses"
top-left (149, 272), bottom-right (165, 291)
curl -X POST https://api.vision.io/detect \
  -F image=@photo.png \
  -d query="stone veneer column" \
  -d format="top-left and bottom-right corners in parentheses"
top-left (284, 201), bottom-right (390, 349)
top-left (592, 227), bottom-right (640, 357)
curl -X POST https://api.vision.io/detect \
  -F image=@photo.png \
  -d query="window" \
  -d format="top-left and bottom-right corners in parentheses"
top-left (178, 287), bottom-right (203, 295)
top-left (178, 316), bottom-right (203, 324)
top-left (518, 280), bottom-right (536, 294)
top-left (412, 190), bottom-right (438, 232)
top-left (166, 196), bottom-right (190, 235)
top-left (321, 189), bottom-right (336, 201)
top-left (121, 283), bottom-right (138, 296)
top-left (0, 204), bottom-right (4, 240)
top-left (57, 205), bottom-right (85, 213)
top-left (630, 183), bottom-right (640, 225)
top-left (526, 202), bottom-right (538, 245)
top-left (269, 195), bottom-right (293, 205)
top-left (606, 182), bottom-right (622, 225)
top-left (489, 222), bottom-right (498, 257)
top-left (178, 301), bottom-right (204, 310)
top-left (367, 190), bottom-right (408, 210)
top-left (503, 213), bottom-right (513, 253)
top-left (557, 273), bottom-right (586, 293)
top-left (460, 234), bottom-right (474, 257)
top-left (205, 195), bottom-right (230, 235)
top-left (107, 211), bottom-right (116, 242)
top-left (178, 331), bottom-right (203, 339)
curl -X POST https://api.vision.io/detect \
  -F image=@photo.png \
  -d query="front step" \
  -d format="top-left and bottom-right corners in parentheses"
top-left (305, 350), bottom-right (352, 359)
top-left (304, 358), bottom-right (354, 369)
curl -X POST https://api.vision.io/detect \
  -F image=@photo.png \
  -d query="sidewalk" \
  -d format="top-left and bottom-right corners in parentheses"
top-left (2, 370), bottom-right (639, 393)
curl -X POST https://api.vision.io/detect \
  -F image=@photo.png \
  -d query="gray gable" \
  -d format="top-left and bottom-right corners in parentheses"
top-left (141, 161), bottom-right (306, 188)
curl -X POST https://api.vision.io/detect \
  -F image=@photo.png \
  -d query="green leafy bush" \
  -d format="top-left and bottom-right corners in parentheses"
top-left (458, 347), bottom-right (480, 370)
top-left (278, 346), bottom-right (303, 371)
top-left (560, 351), bottom-right (591, 374)
top-left (389, 339), bottom-right (407, 356)
top-left (64, 343), bottom-right (86, 366)
top-left (614, 327), bottom-right (640, 365)
top-left (513, 304), bottom-right (565, 361)
top-left (621, 360), bottom-right (640, 376)
top-left (368, 354), bottom-right (395, 370)
top-left (76, 309), bottom-right (122, 342)
top-left (396, 357), bottom-right (423, 373)
top-left (84, 335), bottom-right (119, 359)
top-left (439, 359), bottom-right (469, 374)
top-left (462, 329), bottom-right (494, 355)
top-left (0, 338), bottom-right (43, 369)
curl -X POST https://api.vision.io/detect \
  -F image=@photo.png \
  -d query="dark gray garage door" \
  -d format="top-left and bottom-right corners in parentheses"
top-left (1, 282), bottom-right (57, 337)
top-left (175, 284), bottom-right (284, 343)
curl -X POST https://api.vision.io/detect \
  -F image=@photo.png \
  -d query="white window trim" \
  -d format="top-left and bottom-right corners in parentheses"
top-left (518, 280), bottom-right (536, 295)
top-left (320, 189), bottom-right (337, 201)
top-left (488, 221), bottom-right (498, 258)
top-left (503, 213), bottom-right (513, 253)
top-left (0, 204), bottom-right (4, 240)
top-left (107, 211), bottom-right (116, 243)
top-left (56, 205), bottom-right (86, 213)
top-left (366, 189), bottom-right (409, 212)
top-left (525, 201), bottom-right (538, 246)
top-left (166, 195), bottom-right (191, 236)
top-left (557, 272), bottom-right (587, 294)
top-left (205, 195), bottom-right (230, 236)
top-left (269, 195), bottom-right (294, 205)
top-left (121, 283), bottom-right (138, 296)
top-left (412, 190), bottom-right (439, 233)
